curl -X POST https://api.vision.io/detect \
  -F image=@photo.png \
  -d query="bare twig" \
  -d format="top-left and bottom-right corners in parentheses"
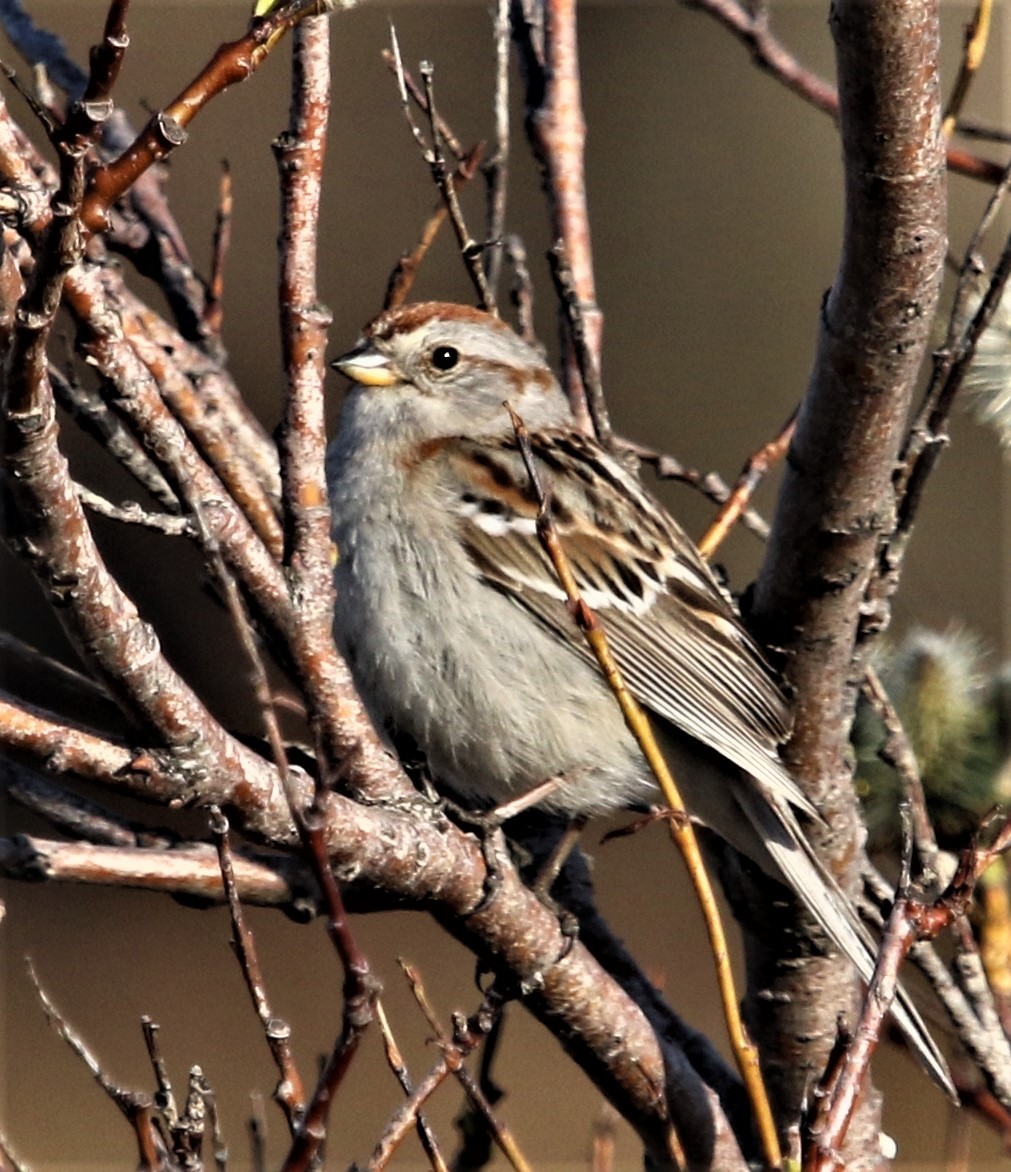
top-left (281, 807), bottom-right (381, 1171)
top-left (202, 1075), bottom-right (229, 1172)
top-left (27, 959), bottom-right (164, 1163)
top-left (420, 61), bottom-right (495, 313)
top-left (0, 832), bottom-right (317, 913)
top-left (2, 759), bottom-right (155, 846)
top-left (211, 808), bottom-right (306, 1132)
top-left (49, 362), bottom-right (181, 512)
top-left (204, 160), bottom-right (232, 337)
top-left (803, 894), bottom-right (919, 1170)
top-left (548, 241), bottom-right (611, 445)
top-left (941, 0), bottom-right (993, 140)
top-left (249, 1093), bottom-right (268, 1172)
top-left (620, 438), bottom-right (771, 541)
top-left (79, 0), bottom-right (342, 233)
top-left (140, 1017), bottom-right (176, 1127)
top-left (368, 988), bottom-right (505, 1172)
top-left (892, 209), bottom-right (1011, 550)
top-left (76, 483), bottom-right (196, 536)
top-left (385, 144), bottom-right (485, 312)
top-left (860, 666), bottom-right (939, 884)
top-left (374, 999), bottom-right (449, 1172)
top-left (689, 0), bottom-right (1006, 185)
top-left (386, 28), bottom-right (494, 311)
top-left (400, 963), bottom-right (531, 1172)
top-left (513, 0), bottom-right (601, 426)
top-left (807, 822), bottom-right (1011, 1166)
top-left (503, 234), bottom-right (536, 343)
top-left (381, 42), bottom-right (465, 160)
top-left (696, 406), bottom-right (796, 559)
top-left (121, 288), bottom-right (282, 509)
top-left (0, 630), bottom-right (117, 716)
top-left (483, 0), bottom-right (511, 296)
top-left (507, 406), bottom-right (778, 1171)
top-left (124, 312), bottom-right (285, 558)
top-left (955, 119), bottom-right (1011, 145)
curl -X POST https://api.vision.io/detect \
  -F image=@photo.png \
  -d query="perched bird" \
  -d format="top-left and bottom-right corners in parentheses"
top-left (326, 300), bottom-right (952, 1094)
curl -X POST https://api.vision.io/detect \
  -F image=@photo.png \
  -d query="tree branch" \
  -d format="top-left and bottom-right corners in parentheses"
top-left (751, 0), bottom-right (947, 1141)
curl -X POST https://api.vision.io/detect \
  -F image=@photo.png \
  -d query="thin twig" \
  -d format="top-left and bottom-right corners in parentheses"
top-left (420, 61), bottom-right (496, 313)
top-left (79, 0), bottom-right (343, 233)
top-left (0, 832), bottom-right (318, 913)
top-left (374, 999), bottom-right (449, 1172)
top-left (503, 234), bottom-right (536, 343)
top-left (203, 159), bottom-right (232, 337)
top-left (387, 26), bottom-right (495, 310)
top-left (123, 290), bottom-right (282, 506)
top-left (27, 958), bottom-right (158, 1139)
top-left (76, 483), bottom-right (196, 536)
top-left (696, 406), bottom-right (796, 559)
top-left (955, 119), bottom-right (1011, 145)
top-left (381, 42), bottom-right (465, 160)
top-left (249, 1093), bottom-right (268, 1172)
top-left (803, 894), bottom-right (919, 1170)
top-left (860, 666), bottom-right (939, 885)
top-left (140, 1017), bottom-right (177, 1126)
top-left (807, 821), bottom-right (1011, 1166)
top-left (384, 143), bottom-right (485, 311)
top-left (368, 988), bottom-right (505, 1172)
top-left (400, 963), bottom-right (530, 1172)
top-left (202, 1077), bottom-right (228, 1171)
top-left (50, 362), bottom-right (181, 513)
top-left (507, 405), bottom-right (780, 1171)
top-left (689, 0), bottom-right (1006, 185)
top-left (124, 311), bottom-right (285, 557)
top-left (621, 438), bottom-right (771, 541)
top-left (513, 0), bottom-right (601, 425)
top-left (2, 759), bottom-right (156, 846)
top-left (211, 807), bottom-right (306, 1133)
top-left (879, 207), bottom-right (1011, 607)
top-left (941, 0), bottom-right (993, 140)
top-left (548, 241), bottom-right (611, 445)
top-left (281, 808), bottom-right (381, 1171)
top-left (189, 463), bottom-right (379, 1172)
top-left (0, 630), bottom-right (117, 714)
top-left (483, 0), bottom-right (511, 296)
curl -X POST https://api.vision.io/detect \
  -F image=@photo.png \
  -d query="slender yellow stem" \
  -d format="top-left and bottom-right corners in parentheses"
top-left (508, 408), bottom-right (782, 1170)
top-left (942, 0), bottom-right (993, 140)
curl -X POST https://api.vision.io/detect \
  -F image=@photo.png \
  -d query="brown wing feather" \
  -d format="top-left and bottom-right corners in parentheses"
top-left (441, 431), bottom-right (812, 813)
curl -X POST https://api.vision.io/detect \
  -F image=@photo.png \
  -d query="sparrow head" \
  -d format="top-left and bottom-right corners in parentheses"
top-left (331, 302), bottom-right (571, 437)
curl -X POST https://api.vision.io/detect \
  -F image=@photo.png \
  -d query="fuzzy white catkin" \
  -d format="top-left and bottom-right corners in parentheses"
top-left (957, 277), bottom-right (1011, 449)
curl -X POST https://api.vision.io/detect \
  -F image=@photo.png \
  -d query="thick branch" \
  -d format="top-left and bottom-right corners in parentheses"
top-left (0, 693), bottom-right (741, 1167)
top-left (751, 0), bottom-right (946, 1138)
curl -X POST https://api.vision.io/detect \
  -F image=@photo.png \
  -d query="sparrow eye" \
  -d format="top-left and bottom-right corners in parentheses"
top-left (430, 345), bottom-right (460, 372)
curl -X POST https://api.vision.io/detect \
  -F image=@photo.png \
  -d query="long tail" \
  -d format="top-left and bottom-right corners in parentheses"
top-left (735, 787), bottom-right (955, 1099)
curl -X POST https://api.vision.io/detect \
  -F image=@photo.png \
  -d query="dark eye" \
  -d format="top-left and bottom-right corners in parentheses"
top-left (430, 345), bottom-right (459, 372)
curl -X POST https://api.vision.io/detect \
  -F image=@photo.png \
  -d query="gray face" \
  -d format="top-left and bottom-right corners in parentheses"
top-left (335, 303), bottom-right (573, 439)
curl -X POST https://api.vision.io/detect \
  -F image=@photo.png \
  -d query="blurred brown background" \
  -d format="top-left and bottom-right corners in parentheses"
top-left (2, 1), bottom-right (1009, 1168)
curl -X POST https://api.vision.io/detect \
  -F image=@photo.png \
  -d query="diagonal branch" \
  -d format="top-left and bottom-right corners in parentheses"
top-left (688, 0), bottom-right (1005, 186)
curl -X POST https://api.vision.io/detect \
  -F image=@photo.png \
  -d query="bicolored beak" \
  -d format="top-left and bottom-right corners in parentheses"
top-left (330, 341), bottom-right (401, 387)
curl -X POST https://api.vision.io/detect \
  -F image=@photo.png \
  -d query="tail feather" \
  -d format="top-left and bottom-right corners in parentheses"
top-left (735, 787), bottom-right (955, 1099)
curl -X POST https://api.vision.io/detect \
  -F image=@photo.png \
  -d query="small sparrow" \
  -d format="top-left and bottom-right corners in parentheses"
top-left (327, 300), bottom-right (951, 1094)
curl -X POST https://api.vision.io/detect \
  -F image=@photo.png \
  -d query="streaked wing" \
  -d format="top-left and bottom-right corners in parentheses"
top-left (438, 430), bottom-right (813, 814)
